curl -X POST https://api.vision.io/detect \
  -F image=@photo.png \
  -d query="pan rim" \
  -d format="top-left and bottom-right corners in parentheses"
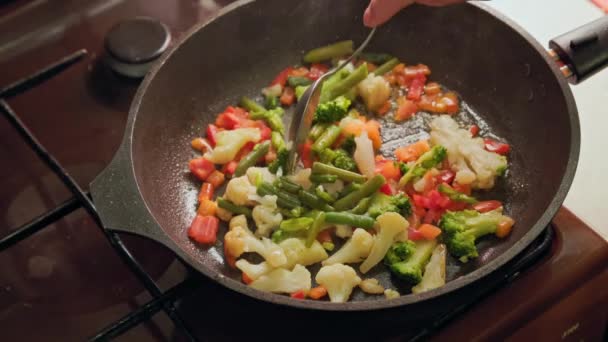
top-left (120, 0), bottom-right (580, 311)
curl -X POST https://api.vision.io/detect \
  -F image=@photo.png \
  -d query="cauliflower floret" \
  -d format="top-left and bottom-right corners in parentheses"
top-left (224, 175), bottom-right (257, 206)
top-left (229, 215), bottom-right (248, 230)
top-left (335, 224), bottom-right (353, 238)
top-left (288, 168), bottom-right (312, 190)
top-left (359, 278), bottom-right (385, 294)
top-left (204, 128), bottom-right (261, 164)
top-left (360, 212), bottom-right (408, 274)
top-left (429, 116), bottom-right (507, 189)
top-left (279, 238), bottom-right (328, 268)
top-left (412, 244), bottom-right (447, 294)
top-left (354, 132), bottom-right (375, 178)
top-left (252, 195), bottom-right (282, 237)
top-left (246, 167), bottom-right (276, 186)
top-left (384, 288), bottom-right (400, 299)
top-left (323, 179), bottom-right (344, 196)
top-left (235, 259), bottom-right (274, 280)
top-left (357, 74), bottom-right (391, 112)
top-left (323, 228), bottom-right (373, 266)
top-left (250, 264), bottom-right (311, 294)
top-left (316, 263), bottom-right (362, 303)
top-left (224, 226), bottom-right (287, 267)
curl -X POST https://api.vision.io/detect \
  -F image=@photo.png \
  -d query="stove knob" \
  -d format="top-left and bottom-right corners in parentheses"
top-left (104, 17), bottom-right (171, 78)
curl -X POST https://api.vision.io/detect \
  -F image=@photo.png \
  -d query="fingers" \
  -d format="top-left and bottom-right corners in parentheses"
top-left (363, 0), bottom-right (467, 27)
top-left (364, 0), bottom-right (415, 27)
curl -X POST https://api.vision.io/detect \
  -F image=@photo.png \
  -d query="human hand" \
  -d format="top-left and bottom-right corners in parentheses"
top-left (364, 0), bottom-right (467, 27)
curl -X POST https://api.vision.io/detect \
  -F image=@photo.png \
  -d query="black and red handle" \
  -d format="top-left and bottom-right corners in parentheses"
top-left (549, 15), bottom-right (608, 84)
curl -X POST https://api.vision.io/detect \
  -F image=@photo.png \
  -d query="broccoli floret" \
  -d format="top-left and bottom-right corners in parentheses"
top-left (399, 145), bottom-right (447, 186)
top-left (313, 96), bottom-right (351, 124)
top-left (439, 209), bottom-right (510, 262)
top-left (250, 107), bottom-right (285, 133)
top-left (385, 240), bottom-right (437, 285)
top-left (332, 149), bottom-right (357, 171)
top-left (268, 148), bottom-right (289, 174)
top-left (398, 162), bottom-right (409, 175)
top-left (340, 136), bottom-right (356, 154)
top-left (366, 193), bottom-right (412, 219)
top-left (384, 241), bottom-right (415, 266)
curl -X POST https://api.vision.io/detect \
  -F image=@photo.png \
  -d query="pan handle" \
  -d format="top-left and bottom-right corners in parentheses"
top-left (549, 15), bottom-right (608, 84)
top-left (90, 142), bottom-right (180, 251)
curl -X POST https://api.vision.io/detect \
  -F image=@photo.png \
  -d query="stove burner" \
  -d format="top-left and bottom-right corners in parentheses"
top-left (104, 17), bottom-right (171, 78)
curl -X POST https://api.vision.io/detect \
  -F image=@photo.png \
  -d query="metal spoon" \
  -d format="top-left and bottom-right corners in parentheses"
top-left (286, 28), bottom-right (377, 174)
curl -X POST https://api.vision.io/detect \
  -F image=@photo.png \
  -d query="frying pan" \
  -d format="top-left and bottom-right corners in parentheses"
top-left (90, 0), bottom-right (607, 311)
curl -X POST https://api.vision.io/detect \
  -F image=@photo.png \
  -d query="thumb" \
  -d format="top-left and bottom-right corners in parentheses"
top-left (364, 0), bottom-right (415, 27)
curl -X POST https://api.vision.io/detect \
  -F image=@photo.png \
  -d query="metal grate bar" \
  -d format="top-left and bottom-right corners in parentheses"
top-left (0, 51), bottom-right (197, 341)
top-left (0, 196), bottom-right (81, 252)
top-left (89, 277), bottom-right (198, 341)
top-left (0, 49), bottom-right (88, 99)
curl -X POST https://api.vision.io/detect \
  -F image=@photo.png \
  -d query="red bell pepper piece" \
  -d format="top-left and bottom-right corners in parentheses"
top-left (483, 138), bottom-right (510, 155)
top-left (187, 215), bottom-right (219, 244)
top-left (189, 157), bottom-right (216, 181)
top-left (290, 290), bottom-right (307, 300)
top-left (437, 170), bottom-right (455, 185)
top-left (280, 86), bottom-right (296, 106)
top-left (307, 63), bottom-right (329, 80)
top-left (206, 124), bottom-right (219, 147)
top-left (469, 125), bottom-right (480, 137)
top-left (406, 74), bottom-right (426, 101)
top-left (423, 209), bottom-right (443, 225)
top-left (300, 139), bottom-right (314, 168)
top-left (379, 183), bottom-right (394, 195)
top-left (215, 106), bottom-right (249, 129)
top-left (222, 161), bottom-right (238, 176)
top-left (408, 227), bottom-right (425, 241)
top-left (235, 141), bottom-right (256, 161)
top-left (472, 200), bottom-right (503, 213)
top-left (253, 120), bottom-right (272, 141)
top-left (417, 224), bottom-right (442, 239)
top-left (270, 66), bottom-right (294, 87)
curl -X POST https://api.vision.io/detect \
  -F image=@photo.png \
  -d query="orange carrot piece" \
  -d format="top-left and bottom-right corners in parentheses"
top-left (377, 101), bottom-right (391, 116)
top-left (206, 170), bottom-right (225, 188)
top-left (417, 224), bottom-right (442, 240)
top-left (365, 120), bottom-right (381, 150)
top-left (395, 140), bottom-right (431, 162)
top-left (197, 199), bottom-right (217, 216)
top-left (496, 217), bottom-right (515, 238)
top-left (308, 286), bottom-right (328, 300)
top-left (198, 182), bottom-right (214, 202)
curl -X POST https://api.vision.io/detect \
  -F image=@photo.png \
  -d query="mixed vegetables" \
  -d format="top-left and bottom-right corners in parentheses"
top-left (186, 40), bottom-right (514, 302)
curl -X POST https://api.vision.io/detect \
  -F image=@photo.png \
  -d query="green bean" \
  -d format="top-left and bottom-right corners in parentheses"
top-left (324, 212), bottom-right (375, 229)
top-left (339, 182), bottom-right (361, 197)
top-left (303, 40), bottom-right (354, 63)
top-left (312, 125), bottom-right (342, 153)
top-left (373, 58), bottom-right (400, 76)
top-left (250, 110), bottom-right (284, 133)
top-left (315, 185), bottom-right (336, 203)
top-left (333, 175), bottom-right (386, 211)
top-left (349, 196), bottom-right (373, 215)
top-left (321, 63), bottom-right (368, 102)
top-left (239, 96), bottom-right (266, 114)
top-left (217, 198), bottom-right (252, 217)
top-left (305, 212), bottom-right (326, 247)
top-left (287, 76), bottom-right (312, 88)
top-left (264, 95), bottom-right (279, 109)
top-left (312, 162), bottom-right (366, 183)
top-left (280, 217), bottom-right (314, 232)
top-left (310, 174), bottom-right (338, 184)
top-left (360, 52), bottom-right (394, 65)
top-left (438, 184), bottom-right (478, 204)
top-left (308, 123), bottom-right (328, 141)
top-left (234, 141), bottom-right (270, 177)
top-left (271, 131), bottom-right (285, 150)
top-left (280, 206), bottom-right (304, 218)
top-left (276, 177), bottom-right (302, 194)
top-left (298, 190), bottom-right (335, 211)
top-left (257, 182), bottom-right (301, 209)
top-left (322, 242), bottom-right (335, 251)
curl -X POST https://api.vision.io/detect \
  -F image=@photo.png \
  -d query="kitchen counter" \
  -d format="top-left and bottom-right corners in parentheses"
top-left (488, 0), bottom-right (608, 241)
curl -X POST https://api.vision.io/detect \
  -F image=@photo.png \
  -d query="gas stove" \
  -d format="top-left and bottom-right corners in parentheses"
top-left (0, 1), bottom-right (606, 341)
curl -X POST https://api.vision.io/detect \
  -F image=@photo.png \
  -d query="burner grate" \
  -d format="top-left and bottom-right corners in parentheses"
top-left (0, 50), bottom-right (197, 342)
top-left (0, 50), bottom-right (555, 342)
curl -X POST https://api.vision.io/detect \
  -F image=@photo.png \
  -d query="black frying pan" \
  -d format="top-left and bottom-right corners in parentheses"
top-left (90, 0), bottom-right (607, 311)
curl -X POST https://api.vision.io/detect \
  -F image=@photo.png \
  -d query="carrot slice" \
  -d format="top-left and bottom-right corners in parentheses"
top-left (496, 217), bottom-right (515, 238)
top-left (377, 100), bottom-right (391, 116)
top-left (206, 170), bottom-right (225, 188)
top-left (187, 215), bottom-right (219, 244)
top-left (308, 286), bottom-right (328, 300)
top-left (417, 224), bottom-right (442, 240)
top-left (395, 140), bottom-right (430, 162)
top-left (365, 120), bottom-right (381, 150)
top-left (197, 199), bottom-right (217, 216)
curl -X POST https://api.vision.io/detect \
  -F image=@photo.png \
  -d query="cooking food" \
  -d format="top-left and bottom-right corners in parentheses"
top-left (186, 40), bottom-right (514, 303)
